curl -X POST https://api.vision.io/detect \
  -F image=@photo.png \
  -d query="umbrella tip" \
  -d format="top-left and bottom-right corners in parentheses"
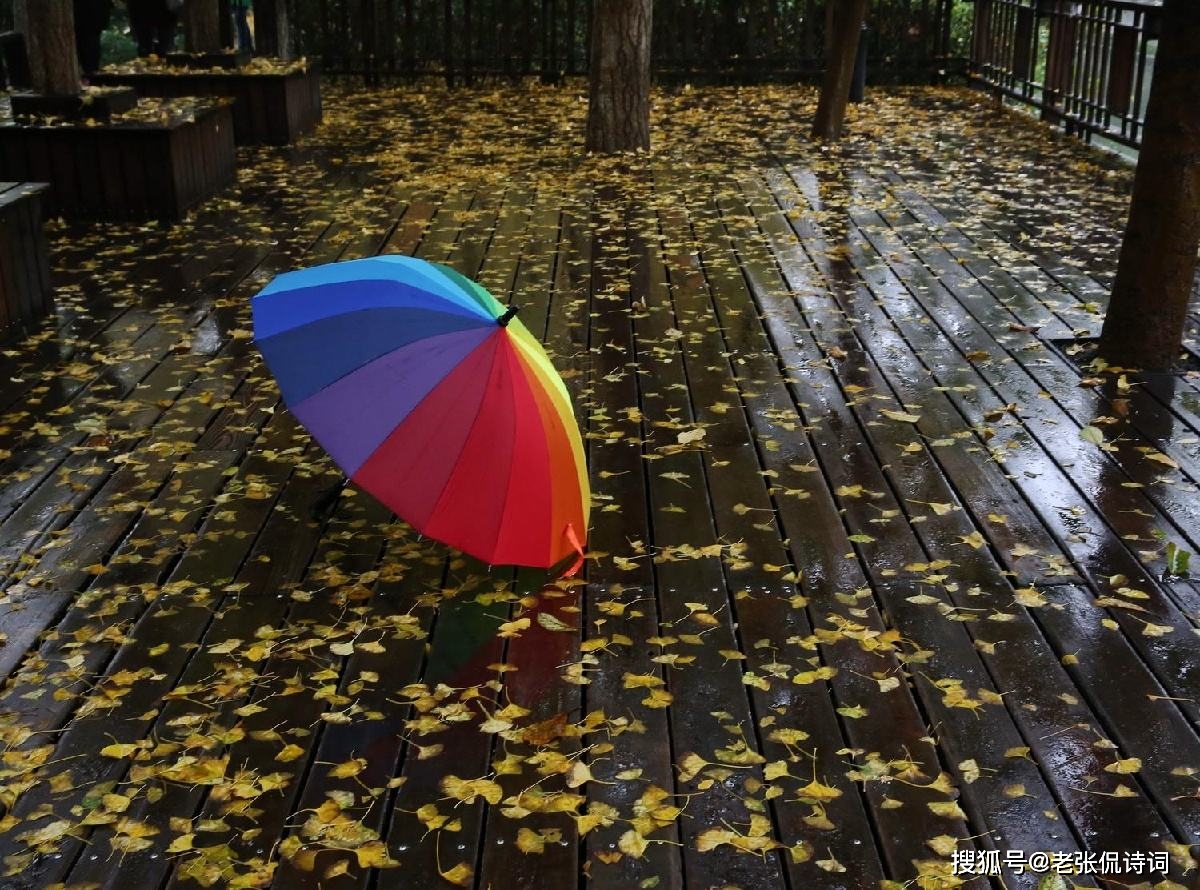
top-left (497, 305), bottom-right (520, 327)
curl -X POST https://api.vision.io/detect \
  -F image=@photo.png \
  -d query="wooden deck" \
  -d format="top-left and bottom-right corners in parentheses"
top-left (0, 83), bottom-right (1195, 890)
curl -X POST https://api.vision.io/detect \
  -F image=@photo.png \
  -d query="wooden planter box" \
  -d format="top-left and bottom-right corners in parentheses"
top-left (91, 65), bottom-right (322, 146)
top-left (0, 182), bottom-right (52, 340)
top-left (0, 100), bottom-right (236, 221)
top-left (9, 87), bottom-right (138, 121)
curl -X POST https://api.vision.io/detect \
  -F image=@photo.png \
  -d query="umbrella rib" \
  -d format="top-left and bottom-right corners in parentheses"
top-left (269, 315), bottom-right (495, 409)
top-left (488, 344), bottom-right (527, 563)
top-left (421, 332), bottom-right (508, 549)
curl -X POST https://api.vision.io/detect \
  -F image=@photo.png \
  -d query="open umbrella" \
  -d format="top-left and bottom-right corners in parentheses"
top-left (251, 255), bottom-right (589, 572)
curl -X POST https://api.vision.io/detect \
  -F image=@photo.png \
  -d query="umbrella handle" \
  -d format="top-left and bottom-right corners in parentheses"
top-left (497, 305), bottom-right (521, 327)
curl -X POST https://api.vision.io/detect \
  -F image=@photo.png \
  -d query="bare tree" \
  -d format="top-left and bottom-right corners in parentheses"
top-left (586, 0), bottom-right (652, 153)
top-left (15, 0), bottom-right (79, 96)
top-left (811, 0), bottom-right (868, 141)
top-left (1097, 0), bottom-right (1200, 369)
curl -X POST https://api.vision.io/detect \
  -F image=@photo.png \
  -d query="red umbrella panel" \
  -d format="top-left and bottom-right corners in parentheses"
top-left (252, 255), bottom-right (589, 572)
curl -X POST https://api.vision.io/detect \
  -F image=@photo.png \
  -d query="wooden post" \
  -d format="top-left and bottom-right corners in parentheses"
top-left (811, 0), bottom-right (868, 141)
top-left (184, 0), bottom-right (224, 53)
top-left (15, 0), bottom-right (79, 97)
top-left (1097, 0), bottom-right (1200, 370)
top-left (586, 0), bottom-right (652, 153)
top-left (255, 0), bottom-right (292, 59)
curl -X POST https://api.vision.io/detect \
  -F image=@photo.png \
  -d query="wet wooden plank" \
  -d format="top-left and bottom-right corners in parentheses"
top-left (657, 191), bottom-right (889, 887)
top-left (568, 193), bottom-right (685, 890)
top-left (1033, 584), bottom-right (1200, 845)
top-left (882, 178), bottom-right (1200, 537)
top-left (816, 175), bottom-right (1200, 727)
top-left (707, 200), bottom-right (987, 885)
top-left (6, 177), bottom-right (419, 890)
top-left (726, 172), bottom-right (1154, 886)
top-left (787, 204), bottom-right (1200, 846)
top-left (80, 187), bottom-right (464, 890)
top-left (0, 174), bottom-right (402, 688)
top-left (744, 168), bottom-right (1186, 876)
top-left (0, 411), bottom-right (312, 887)
top-left (625, 193), bottom-right (788, 890)
top-left (0, 451), bottom-right (237, 735)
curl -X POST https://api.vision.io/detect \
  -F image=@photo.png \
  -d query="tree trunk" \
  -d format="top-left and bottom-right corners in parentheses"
top-left (586, 0), bottom-right (652, 153)
top-left (811, 0), bottom-right (867, 141)
top-left (16, 0), bottom-right (79, 96)
top-left (255, 0), bottom-right (293, 59)
top-left (1097, 0), bottom-right (1200, 370)
top-left (184, 0), bottom-right (223, 53)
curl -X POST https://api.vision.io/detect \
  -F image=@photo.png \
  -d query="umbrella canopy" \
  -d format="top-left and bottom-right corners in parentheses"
top-left (252, 255), bottom-right (589, 571)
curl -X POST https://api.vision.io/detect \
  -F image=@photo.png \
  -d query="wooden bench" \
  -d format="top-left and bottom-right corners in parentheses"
top-left (91, 65), bottom-right (322, 146)
top-left (0, 100), bottom-right (236, 221)
top-left (0, 181), bottom-right (52, 340)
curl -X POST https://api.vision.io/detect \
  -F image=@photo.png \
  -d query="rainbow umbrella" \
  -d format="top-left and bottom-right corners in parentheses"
top-left (251, 255), bottom-right (589, 572)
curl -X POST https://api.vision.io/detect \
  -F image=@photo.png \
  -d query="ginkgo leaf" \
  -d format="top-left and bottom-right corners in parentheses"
top-left (100, 743), bottom-right (143, 758)
top-left (165, 833), bottom-right (195, 854)
top-left (927, 801), bottom-right (967, 820)
top-left (442, 775), bottom-right (504, 805)
top-left (516, 827), bottom-right (546, 854)
top-left (618, 829), bottom-right (649, 858)
top-left (816, 855), bottom-right (847, 872)
top-left (622, 672), bottom-right (664, 689)
top-left (439, 863), bottom-right (473, 886)
top-left (277, 744), bottom-right (305, 762)
top-left (795, 780), bottom-right (842, 802)
top-left (927, 835), bottom-right (957, 856)
top-left (536, 612), bottom-right (574, 632)
top-left (1014, 588), bottom-right (1047, 608)
top-left (329, 758), bottom-right (367, 778)
top-left (678, 753), bottom-right (709, 782)
top-left (565, 761), bottom-right (594, 788)
top-left (881, 409), bottom-right (921, 423)
top-left (1104, 757), bottom-right (1142, 774)
top-left (1145, 451), bottom-right (1178, 468)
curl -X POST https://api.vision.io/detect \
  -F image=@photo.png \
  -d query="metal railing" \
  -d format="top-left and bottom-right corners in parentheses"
top-left (969, 0), bottom-right (1161, 148)
top-left (290, 0), bottom-right (962, 85)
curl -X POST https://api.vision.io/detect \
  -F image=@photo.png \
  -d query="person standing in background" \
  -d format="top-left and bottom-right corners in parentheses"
top-left (128, 0), bottom-right (178, 57)
top-left (232, 0), bottom-right (254, 53)
top-left (73, 0), bottom-right (113, 74)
